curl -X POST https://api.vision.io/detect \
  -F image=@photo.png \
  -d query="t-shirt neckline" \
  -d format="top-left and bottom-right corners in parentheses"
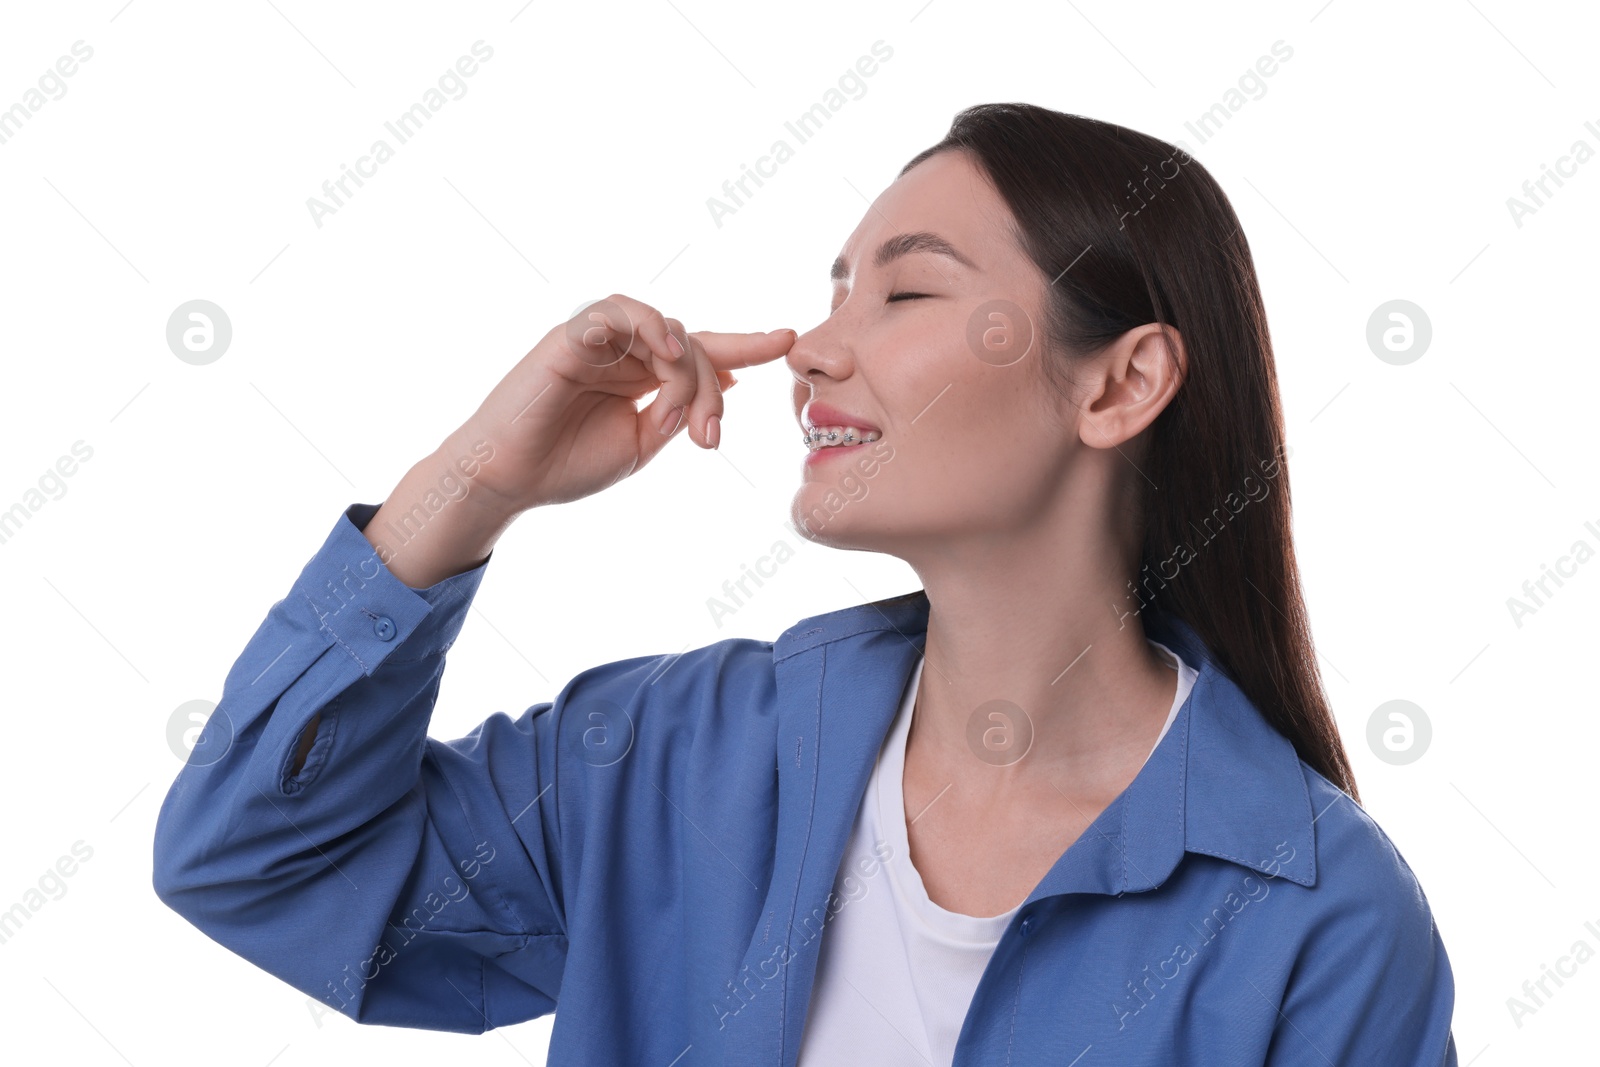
top-left (873, 640), bottom-right (1192, 941)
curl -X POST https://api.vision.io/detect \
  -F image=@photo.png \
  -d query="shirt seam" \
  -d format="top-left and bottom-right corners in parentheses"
top-left (779, 640), bottom-right (827, 1067)
top-left (301, 592), bottom-right (376, 674)
top-left (1005, 934), bottom-right (1030, 1066)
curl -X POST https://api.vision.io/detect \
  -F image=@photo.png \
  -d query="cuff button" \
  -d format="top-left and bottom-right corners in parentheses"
top-left (374, 616), bottom-right (397, 641)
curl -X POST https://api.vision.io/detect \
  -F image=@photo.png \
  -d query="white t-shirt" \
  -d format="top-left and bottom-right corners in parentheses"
top-left (796, 640), bottom-right (1197, 1066)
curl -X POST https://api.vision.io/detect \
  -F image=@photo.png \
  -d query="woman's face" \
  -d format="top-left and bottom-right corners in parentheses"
top-left (786, 148), bottom-right (1081, 556)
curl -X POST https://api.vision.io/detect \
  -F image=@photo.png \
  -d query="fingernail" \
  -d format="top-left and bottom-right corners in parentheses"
top-left (726, 373), bottom-right (739, 387)
top-left (706, 414), bottom-right (721, 449)
top-left (659, 404), bottom-right (684, 435)
top-left (666, 332), bottom-right (686, 359)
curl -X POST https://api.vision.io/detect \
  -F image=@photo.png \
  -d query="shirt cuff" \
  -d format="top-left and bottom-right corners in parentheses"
top-left (285, 502), bottom-right (493, 676)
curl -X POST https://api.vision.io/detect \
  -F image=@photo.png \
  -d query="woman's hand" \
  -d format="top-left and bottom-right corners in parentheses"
top-left (364, 294), bottom-right (795, 589)
top-left (456, 293), bottom-right (794, 514)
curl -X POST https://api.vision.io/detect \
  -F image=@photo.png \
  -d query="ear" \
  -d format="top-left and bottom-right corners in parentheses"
top-left (1072, 323), bottom-right (1186, 450)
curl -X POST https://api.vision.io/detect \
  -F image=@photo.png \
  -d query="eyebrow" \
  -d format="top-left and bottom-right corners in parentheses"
top-left (830, 231), bottom-right (977, 281)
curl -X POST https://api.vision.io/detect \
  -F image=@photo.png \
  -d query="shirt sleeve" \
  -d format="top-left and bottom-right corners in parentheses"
top-left (152, 503), bottom-right (568, 1034)
top-left (1262, 827), bottom-right (1458, 1066)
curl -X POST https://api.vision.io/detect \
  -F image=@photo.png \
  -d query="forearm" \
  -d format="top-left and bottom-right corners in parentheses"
top-left (364, 430), bottom-right (521, 590)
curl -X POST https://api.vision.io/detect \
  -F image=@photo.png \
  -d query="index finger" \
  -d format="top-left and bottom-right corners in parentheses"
top-left (689, 329), bottom-right (797, 372)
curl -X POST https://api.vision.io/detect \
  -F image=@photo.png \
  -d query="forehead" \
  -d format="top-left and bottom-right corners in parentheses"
top-left (831, 149), bottom-right (1015, 281)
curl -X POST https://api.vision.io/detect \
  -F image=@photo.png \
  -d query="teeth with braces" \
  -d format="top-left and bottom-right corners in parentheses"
top-left (803, 425), bottom-right (882, 449)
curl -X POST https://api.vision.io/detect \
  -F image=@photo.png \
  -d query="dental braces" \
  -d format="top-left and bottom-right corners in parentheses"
top-left (802, 427), bottom-right (880, 448)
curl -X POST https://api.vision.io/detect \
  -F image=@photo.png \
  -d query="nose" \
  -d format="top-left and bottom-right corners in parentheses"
top-left (783, 315), bottom-right (854, 389)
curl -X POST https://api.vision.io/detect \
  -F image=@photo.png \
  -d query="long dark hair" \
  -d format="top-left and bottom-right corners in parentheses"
top-left (901, 103), bottom-right (1360, 803)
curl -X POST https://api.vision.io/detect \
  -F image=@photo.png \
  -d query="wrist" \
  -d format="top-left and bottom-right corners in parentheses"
top-left (427, 431), bottom-right (519, 526)
top-left (363, 442), bottom-right (516, 589)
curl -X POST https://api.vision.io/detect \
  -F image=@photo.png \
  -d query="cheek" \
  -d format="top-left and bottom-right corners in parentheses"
top-left (918, 432), bottom-right (1033, 499)
top-left (896, 379), bottom-right (1062, 500)
top-left (902, 360), bottom-right (1029, 453)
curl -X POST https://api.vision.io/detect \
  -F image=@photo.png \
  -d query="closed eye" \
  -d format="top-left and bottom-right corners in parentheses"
top-left (827, 292), bottom-right (930, 315)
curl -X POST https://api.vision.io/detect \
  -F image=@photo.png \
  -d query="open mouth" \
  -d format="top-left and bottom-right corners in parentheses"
top-left (799, 399), bottom-right (881, 452)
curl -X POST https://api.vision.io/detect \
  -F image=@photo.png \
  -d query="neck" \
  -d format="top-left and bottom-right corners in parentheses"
top-left (901, 502), bottom-right (1178, 805)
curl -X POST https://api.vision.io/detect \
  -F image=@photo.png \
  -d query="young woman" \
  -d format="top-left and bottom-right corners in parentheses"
top-left (154, 103), bottom-right (1458, 1065)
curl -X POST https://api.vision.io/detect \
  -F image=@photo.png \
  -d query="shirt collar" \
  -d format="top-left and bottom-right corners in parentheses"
top-left (773, 588), bottom-right (1318, 897)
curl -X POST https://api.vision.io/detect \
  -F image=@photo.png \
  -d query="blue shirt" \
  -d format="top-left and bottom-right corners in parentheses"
top-left (153, 503), bottom-right (1458, 1065)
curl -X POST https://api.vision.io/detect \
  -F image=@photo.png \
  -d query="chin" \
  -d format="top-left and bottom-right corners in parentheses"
top-left (789, 496), bottom-right (876, 552)
top-left (789, 439), bottom-right (900, 544)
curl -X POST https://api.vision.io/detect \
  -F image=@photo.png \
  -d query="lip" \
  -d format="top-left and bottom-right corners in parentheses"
top-left (800, 438), bottom-right (876, 467)
top-left (802, 441), bottom-right (867, 467)
top-left (800, 400), bottom-right (880, 435)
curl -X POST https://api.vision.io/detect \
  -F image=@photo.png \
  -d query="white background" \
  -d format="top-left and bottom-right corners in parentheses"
top-left (1, 0), bottom-right (1596, 1063)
